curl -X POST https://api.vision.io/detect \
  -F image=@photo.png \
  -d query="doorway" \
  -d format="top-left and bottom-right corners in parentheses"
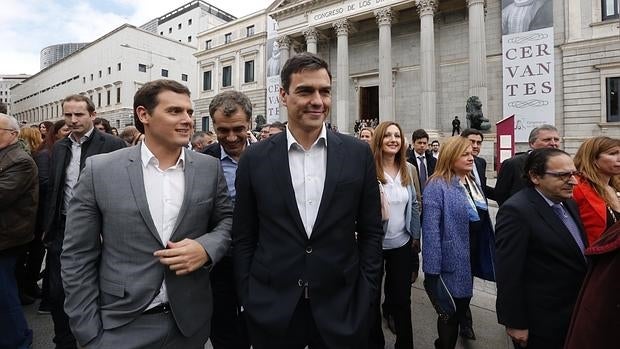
top-left (359, 86), bottom-right (379, 121)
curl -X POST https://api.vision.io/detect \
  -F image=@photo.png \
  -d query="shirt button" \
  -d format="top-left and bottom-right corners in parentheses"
top-left (298, 279), bottom-right (304, 287)
top-left (308, 200), bottom-right (313, 205)
top-left (305, 246), bottom-right (312, 254)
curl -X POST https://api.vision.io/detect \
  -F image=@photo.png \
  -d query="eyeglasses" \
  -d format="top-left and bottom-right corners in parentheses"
top-left (544, 171), bottom-right (581, 181)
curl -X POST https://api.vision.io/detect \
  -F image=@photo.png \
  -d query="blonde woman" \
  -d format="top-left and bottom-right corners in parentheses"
top-left (573, 136), bottom-right (620, 245)
top-left (19, 127), bottom-right (43, 155)
top-left (358, 126), bottom-right (374, 145)
top-left (370, 121), bottom-right (421, 348)
top-left (421, 136), bottom-right (495, 349)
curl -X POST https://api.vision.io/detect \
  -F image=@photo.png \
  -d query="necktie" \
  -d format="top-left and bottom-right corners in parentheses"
top-left (552, 203), bottom-right (585, 256)
top-left (418, 156), bottom-right (427, 188)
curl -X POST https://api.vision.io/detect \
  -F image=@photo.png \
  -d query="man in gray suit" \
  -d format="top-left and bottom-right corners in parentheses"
top-left (61, 79), bottom-right (233, 348)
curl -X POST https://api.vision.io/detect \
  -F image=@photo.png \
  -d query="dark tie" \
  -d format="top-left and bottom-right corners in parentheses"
top-left (552, 203), bottom-right (585, 256)
top-left (418, 156), bottom-right (428, 188)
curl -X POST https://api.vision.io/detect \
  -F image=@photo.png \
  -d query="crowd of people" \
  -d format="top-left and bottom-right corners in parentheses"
top-left (1, 52), bottom-right (618, 349)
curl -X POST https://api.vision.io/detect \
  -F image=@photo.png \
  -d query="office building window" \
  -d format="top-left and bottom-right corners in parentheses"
top-left (178, 23), bottom-right (182, 30)
top-left (138, 64), bottom-right (147, 72)
top-left (99, 70), bottom-right (102, 78)
top-left (203, 71), bottom-right (212, 91)
top-left (90, 73), bottom-right (94, 80)
top-left (224, 33), bottom-right (232, 44)
top-left (107, 67), bottom-right (111, 74)
top-left (222, 66), bottom-right (232, 87)
top-left (205, 40), bottom-right (212, 49)
top-left (160, 31), bottom-right (163, 35)
top-left (83, 77), bottom-right (86, 83)
top-left (244, 60), bottom-right (255, 83)
top-left (161, 69), bottom-right (168, 77)
top-left (603, 0), bottom-right (619, 20)
top-left (118, 63), bottom-right (122, 71)
top-left (106, 90), bottom-right (111, 106)
top-left (116, 87), bottom-right (121, 103)
top-left (202, 116), bottom-right (209, 131)
top-left (188, 36), bottom-right (192, 43)
top-left (188, 19), bottom-right (193, 25)
top-left (169, 27), bottom-right (172, 33)
top-left (181, 74), bottom-right (188, 82)
top-left (246, 25), bottom-right (255, 37)
top-left (97, 93), bottom-right (101, 107)
top-left (607, 77), bottom-right (620, 122)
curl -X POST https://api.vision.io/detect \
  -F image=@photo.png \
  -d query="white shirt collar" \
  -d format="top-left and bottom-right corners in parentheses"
top-left (69, 126), bottom-right (95, 145)
top-left (140, 141), bottom-right (185, 170)
top-left (286, 123), bottom-right (328, 151)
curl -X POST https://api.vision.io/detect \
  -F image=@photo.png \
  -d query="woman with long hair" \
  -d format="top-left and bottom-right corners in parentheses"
top-left (53, 120), bottom-right (71, 140)
top-left (370, 121), bottom-right (421, 349)
top-left (39, 121), bottom-right (53, 140)
top-left (421, 136), bottom-right (495, 349)
top-left (573, 136), bottom-right (620, 245)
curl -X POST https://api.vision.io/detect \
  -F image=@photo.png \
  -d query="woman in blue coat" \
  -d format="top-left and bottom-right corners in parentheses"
top-left (371, 122), bottom-right (421, 349)
top-left (421, 136), bottom-right (495, 349)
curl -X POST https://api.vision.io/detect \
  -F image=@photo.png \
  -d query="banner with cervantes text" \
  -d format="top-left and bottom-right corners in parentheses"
top-left (502, 0), bottom-right (554, 142)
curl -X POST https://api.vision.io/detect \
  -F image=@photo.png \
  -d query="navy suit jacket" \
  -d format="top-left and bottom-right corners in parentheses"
top-left (232, 130), bottom-right (384, 348)
top-left (495, 187), bottom-right (588, 345)
top-left (407, 151), bottom-right (436, 189)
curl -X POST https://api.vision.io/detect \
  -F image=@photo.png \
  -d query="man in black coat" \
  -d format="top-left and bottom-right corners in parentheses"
top-left (495, 148), bottom-right (587, 349)
top-left (407, 128), bottom-right (436, 191)
top-left (233, 53), bottom-right (384, 348)
top-left (43, 95), bottom-right (125, 349)
top-left (494, 124), bottom-right (560, 205)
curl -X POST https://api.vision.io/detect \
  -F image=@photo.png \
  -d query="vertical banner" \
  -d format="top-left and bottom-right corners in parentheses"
top-left (502, 0), bottom-right (554, 142)
top-left (266, 16), bottom-right (280, 124)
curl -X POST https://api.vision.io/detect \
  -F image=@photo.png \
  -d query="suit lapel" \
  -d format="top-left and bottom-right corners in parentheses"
top-left (171, 149), bottom-right (193, 240)
top-left (527, 189), bottom-right (586, 263)
top-left (126, 145), bottom-right (163, 246)
top-left (269, 134), bottom-right (306, 239)
top-left (313, 131), bottom-right (344, 235)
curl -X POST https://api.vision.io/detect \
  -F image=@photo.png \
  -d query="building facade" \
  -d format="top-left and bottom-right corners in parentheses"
top-left (194, 10), bottom-right (268, 131)
top-left (40, 43), bottom-right (88, 69)
top-left (266, 0), bottom-right (620, 153)
top-left (0, 75), bottom-right (30, 115)
top-left (11, 25), bottom-right (196, 130)
top-left (140, 0), bottom-right (236, 47)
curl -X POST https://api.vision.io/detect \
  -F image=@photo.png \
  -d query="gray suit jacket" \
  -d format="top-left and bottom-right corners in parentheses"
top-left (61, 145), bottom-right (233, 346)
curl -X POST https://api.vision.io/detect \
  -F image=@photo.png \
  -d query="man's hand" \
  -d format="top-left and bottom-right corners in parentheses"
top-left (506, 327), bottom-right (528, 348)
top-left (411, 239), bottom-right (421, 254)
top-left (154, 239), bottom-right (210, 275)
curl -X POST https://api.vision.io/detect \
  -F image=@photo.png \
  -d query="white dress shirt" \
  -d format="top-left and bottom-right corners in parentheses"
top-left (382, 170), bottom-right (410, 250)
top-left (140, 141), bottom-right (185, 307)
top-left (287, 124), bottom-right (327, 238)
top-left (63, 127), bottom-right (95, 214)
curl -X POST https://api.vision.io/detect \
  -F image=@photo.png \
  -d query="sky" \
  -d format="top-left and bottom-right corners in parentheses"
top-left (1, 0), bottom-right (274, 75)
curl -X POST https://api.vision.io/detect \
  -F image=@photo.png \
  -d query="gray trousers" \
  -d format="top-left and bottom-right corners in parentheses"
top-left (87, 312), bottom-right (210, 349)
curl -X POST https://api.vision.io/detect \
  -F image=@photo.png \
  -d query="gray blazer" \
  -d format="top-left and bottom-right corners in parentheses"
top-left (61, 145), bottom-right (233, 346)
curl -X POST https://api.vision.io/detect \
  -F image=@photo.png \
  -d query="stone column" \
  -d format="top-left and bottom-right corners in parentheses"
top-left (277, 36), bottom-right (291, 122)
top-left (303, 27), bottom-right (319, 54)
top-left (375, 8), bottom-right (394, 121)
top-left (467, 0), bottom-right (488, 110)
top-left (416, 0), bottom-right (437, 132)
top-left (333, 19), bottom-right (351, 133)
top-left (277, 35), bottom-right (291, 67)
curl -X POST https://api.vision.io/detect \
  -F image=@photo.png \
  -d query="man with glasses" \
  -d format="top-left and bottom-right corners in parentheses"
top-left (495, 124), bottom-right (560, 205)
top-left (495, 148), bottom-right (588, 349)
top-left (0, 113), bottom-right (37, 349)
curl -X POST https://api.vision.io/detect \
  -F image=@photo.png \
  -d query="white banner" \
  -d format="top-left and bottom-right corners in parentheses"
top-left (501, 0), bottom-right (554, 142)
top-left (266, 16), bottom-right (280, 124)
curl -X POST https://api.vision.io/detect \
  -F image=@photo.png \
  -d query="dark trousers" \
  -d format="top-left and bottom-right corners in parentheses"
top-left (372, 239), bottom-right (415, 349)
top-left (209, 255), bottom-right (250, 349)
top-left (0, 253), bottom-right (33, 349)
top-left (249, 297), bottom-right (328, 349)
top-left (47, 217), bottom-right (77, 349)
top-left (435, 297), bottom-right (471, 349)
top-left (15, 232), bottom-right (45, 295)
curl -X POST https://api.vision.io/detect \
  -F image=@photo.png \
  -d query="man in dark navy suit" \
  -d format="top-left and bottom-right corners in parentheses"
top-left (233, 53), bottom-right (384, 349)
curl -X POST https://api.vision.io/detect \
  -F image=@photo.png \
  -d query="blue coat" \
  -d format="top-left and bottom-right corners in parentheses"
top-left (422, 176), bottom-right (495, 298)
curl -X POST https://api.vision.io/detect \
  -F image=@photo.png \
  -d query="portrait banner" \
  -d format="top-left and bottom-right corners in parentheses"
top-left (266, 16), bottom-right (280, 124)
top-left (501, 0), bottom-right (554, 142)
